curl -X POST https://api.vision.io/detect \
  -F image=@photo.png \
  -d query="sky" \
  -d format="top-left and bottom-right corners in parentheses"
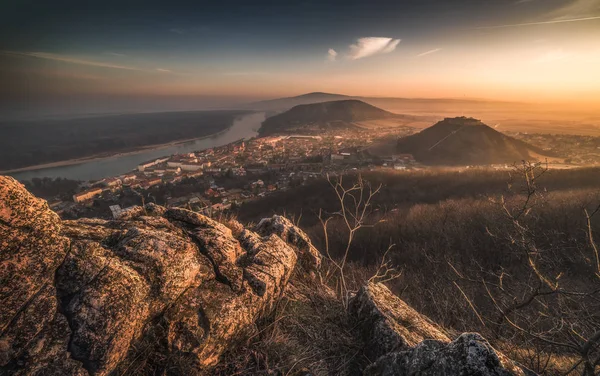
top-left (1, 0), bottom-right (599, 117)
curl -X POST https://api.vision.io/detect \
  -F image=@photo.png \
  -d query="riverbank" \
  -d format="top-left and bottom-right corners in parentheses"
top-left (0, 123), bottom-right (235, 175)
top-left (5, 112), bottom-right (265, 181)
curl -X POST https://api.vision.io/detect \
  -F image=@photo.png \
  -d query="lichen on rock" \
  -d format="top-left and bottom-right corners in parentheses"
top-left (0, 176), bottom-right (302, 375)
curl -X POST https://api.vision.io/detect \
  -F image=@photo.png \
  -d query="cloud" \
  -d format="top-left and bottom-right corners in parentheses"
top-left (221, 71), bottom-right (268, 76)
top-left (327, 48), bottom-right (338, 62)
top-left (545, 0), bottom-right (600, 20)
top-left (417, 48), bottom-right (442, 57)
top-left (1, 51), bottom-right (144, 71)
top-left (169, 28), bottom-right (185, 34)
top-left (473, 15), bottom-right (600, 29)
top-left (1, 51), bottom-right (176, 74)
top-left (347, 37), bottom-right (401, 60)
top-left (104, 52), bottom-right (126, 57)
top-left (477, 0), bottom-right (600, 29)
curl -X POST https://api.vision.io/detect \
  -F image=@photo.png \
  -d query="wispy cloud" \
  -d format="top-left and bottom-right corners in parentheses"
top-left (545, 0), bottom-right (600, 20)
top-left (327, 48), bottom-right (338, 62)
top-left (221, 71), bottom-right (268, 76)
top-left (347, 37), bottom-right (400, 60)
top-left (169, 28), bottom-right (185, 34)
top-left (2, 51), bottom-right (144, 71)
top-left (1, 51), bottom-right (176, 74)
top-left (417, 48), bottom-right (442, 57)
top-left (473, 15), bottom-right (600, 29)
top-left (104, 52), bottom-right (126, 57)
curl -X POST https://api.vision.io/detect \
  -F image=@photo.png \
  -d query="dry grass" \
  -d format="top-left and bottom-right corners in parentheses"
top-left (212, 269), bottom-right (368, 376)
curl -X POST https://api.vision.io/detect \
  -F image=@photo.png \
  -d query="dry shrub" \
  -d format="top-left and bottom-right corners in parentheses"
top-left (212, 270), bottom-right (368, 376)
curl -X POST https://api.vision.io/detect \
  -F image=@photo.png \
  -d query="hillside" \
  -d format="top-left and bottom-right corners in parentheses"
top-left (1, 175), bottom-right (532, 375)
top-left (259, 99), bottom-right (398, 135)
top-left (396, 116), bottom-right (555, 165)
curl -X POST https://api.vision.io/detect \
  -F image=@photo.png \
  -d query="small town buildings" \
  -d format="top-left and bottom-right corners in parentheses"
top-left (137, 157), bottom-right (169, 172)
top-left (73, 187), bottom-right (103, 203)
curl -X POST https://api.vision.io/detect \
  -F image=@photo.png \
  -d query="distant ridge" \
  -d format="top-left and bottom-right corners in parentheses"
top-left (250, 92), bottom-right (351, 111)
top-left (259, 100), bottom-right (397, 135)
top-left (396, 116), bottom-right (555, 165)
top-left (248, 92), bottom-right (528, 112)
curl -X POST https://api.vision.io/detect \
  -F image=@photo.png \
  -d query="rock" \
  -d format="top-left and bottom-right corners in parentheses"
top-left (364, 333), bottom-right (528, 376)
top-left (0, 177), bottom-right (69, 335)
top-left (255, 215), bottom-right (322, 271)
top-left (0, 177), bottom-right (83, 374)
top-left (350, 282), bottom-right (450, 360)
top-left (352, 283), bottom-right (533, 376)
top-left (0, 176), bottom-right (305, 375)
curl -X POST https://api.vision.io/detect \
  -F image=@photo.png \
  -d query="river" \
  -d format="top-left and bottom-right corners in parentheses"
top-left (8, 112), bottom-right (265, 181)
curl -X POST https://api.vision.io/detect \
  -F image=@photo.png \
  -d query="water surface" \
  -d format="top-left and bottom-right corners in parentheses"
top-left (9, 112), bottom-right (264, 181)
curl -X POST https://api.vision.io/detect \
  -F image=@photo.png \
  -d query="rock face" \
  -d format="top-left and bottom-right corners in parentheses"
top-left (364, 333), bottom-right (527, 376)
top-left (255, 215), bottom-right (322, 270)
top-left (0, 177), bottom-right (306, 375)
top-left (352, 283), bottom-right (531, 376)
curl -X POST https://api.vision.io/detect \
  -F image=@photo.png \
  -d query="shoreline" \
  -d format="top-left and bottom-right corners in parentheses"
top-left (0, 125), bottom-right (234, 175)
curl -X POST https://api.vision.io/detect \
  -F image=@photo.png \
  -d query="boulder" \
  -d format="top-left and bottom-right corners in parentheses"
top-left (364, 333), bottom-right (528, 376)
top-left (352, 282), bottom-right (532, 376)
top-left (0, 177), bottom-right (305, 375)
top-left (350, 282), bottom-right (450, 360)
top-left (255, 215), bottom-right (322, 270)
top-left (0, 177), bottom-right (84, 374)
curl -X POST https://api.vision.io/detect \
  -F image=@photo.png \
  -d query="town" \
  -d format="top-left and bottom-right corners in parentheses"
top-left (45, 126), bottom-right (417, 219)
top-left (36, 122), bottom-right (600, 221)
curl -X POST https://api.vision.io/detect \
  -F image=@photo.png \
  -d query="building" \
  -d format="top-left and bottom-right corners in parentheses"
top-left (102, 177), bottom-right (122, 189)
top-left (137, 157), bottom-right (168, 172)
top-left (140, 177), bottom-right (162, 189)
top-left (73, 188), bottom-right (103, 203)
top-left (109, 205), bottom-right (124, 219)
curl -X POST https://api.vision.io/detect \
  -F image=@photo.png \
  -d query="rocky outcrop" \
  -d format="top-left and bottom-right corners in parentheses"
top-left (0, 177), bottom-right (305, 375)
top-left (255, 215), bottom-right (322, 270)
top-left (352, 282), bottom-right (531, 376)
top-left (350, 282), bottom-right (450, 361)
top-left (364, 333), bottom-right (528, 376)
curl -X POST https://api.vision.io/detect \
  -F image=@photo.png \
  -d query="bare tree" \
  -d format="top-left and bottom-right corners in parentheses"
top-left (452, 161), bottom-right (600, 375)
top-left (318, 173), bottom-right (389, 308)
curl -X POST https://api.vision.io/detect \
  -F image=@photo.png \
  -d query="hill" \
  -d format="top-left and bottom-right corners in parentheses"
top-left (248, 92), bottom-right (529, 114)
top-left (259, 99), bottom-right (398, 135)
top-left (396, 116), bottom-right (556, 165)
top-left (249, 92), bottom-right (351, 111)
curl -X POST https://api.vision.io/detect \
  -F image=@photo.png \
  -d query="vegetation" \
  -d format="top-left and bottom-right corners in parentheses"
top-left (233, 166), bottom-right (600, 374)
top-left (22, 177), bottom-right (80, 201)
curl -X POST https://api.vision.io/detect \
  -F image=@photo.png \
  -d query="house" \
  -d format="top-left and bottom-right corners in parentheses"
top-left (109, 205), bottom-right (124, 219)
top-left (137, 157), bottom-right (168, 172)
top-left (140, 177), bottom-right (162, 189)
top-left (73, 188), bottom-right (103, 203)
